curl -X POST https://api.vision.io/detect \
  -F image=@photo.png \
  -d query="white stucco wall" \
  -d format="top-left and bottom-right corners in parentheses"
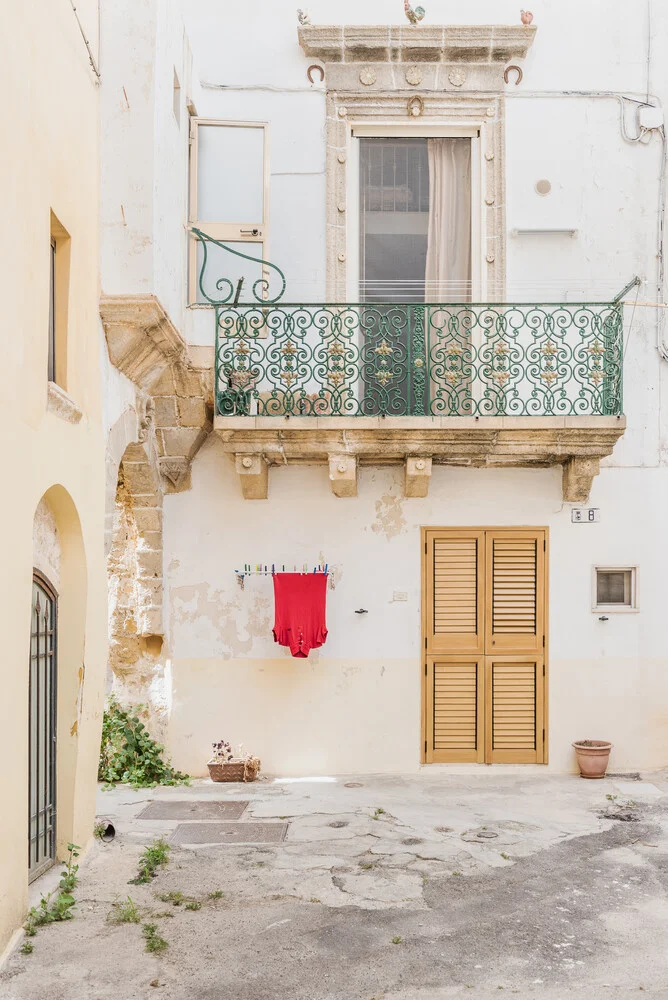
top-left (165, 439), bottom-right (668, 775)
top-left (100, 0), bottom-right (200, 329)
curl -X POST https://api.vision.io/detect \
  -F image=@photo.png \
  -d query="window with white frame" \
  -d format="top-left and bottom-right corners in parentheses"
top-left (593, 567), bottom-right (638, 612)
top-left (188, 120), bottom-right (269, 304)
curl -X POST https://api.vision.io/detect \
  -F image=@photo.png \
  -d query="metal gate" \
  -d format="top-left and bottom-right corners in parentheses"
top-left (29, 572), bottom-right (57, 880)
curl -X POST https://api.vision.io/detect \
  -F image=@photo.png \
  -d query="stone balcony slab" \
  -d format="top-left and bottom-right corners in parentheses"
top-left (214, 415), bottom-right (625, 502)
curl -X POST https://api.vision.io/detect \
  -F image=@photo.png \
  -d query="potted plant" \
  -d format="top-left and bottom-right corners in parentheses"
top-left (572, 739), bottom-right (613, 779)
top-left (207, 740), bottom-right (261, 783)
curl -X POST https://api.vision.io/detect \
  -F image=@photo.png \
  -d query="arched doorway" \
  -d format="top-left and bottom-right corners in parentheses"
top-left (29, 572), bottom-right (58, 880)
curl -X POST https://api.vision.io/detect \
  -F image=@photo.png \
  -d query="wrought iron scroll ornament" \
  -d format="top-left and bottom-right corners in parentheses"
top-left (191, 227), bottom-right (287, 305)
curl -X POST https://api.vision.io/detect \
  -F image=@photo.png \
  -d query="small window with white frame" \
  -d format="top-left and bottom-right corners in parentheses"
top-left (188, 119), bottom-right (269, 305)
top-left (593, 567), bottom-right (638, 612)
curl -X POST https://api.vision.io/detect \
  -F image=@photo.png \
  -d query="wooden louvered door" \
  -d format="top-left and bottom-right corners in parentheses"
top-left (423, 528), bottom-right (547, 764)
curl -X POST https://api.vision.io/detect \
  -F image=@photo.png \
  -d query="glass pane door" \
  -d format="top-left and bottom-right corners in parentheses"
top-left (358, 137), bottom-right (472, 415)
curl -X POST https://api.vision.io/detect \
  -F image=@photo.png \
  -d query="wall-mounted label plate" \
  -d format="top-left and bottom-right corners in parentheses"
top-left (571, 508), bottom-right (600, 523)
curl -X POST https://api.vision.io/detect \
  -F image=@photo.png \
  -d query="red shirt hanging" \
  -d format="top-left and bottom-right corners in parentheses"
top-left (272, 573), bottom-right (328, 658)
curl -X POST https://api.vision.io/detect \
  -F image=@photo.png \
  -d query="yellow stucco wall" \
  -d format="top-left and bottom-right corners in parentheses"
top-left (0, 1), bottom-right (107, 955)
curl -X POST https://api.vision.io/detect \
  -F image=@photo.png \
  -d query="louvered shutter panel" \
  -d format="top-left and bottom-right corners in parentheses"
top-left (427, 658), bottom-right (484, 763)
top-left (425, 530), bottom-right (483, 653)
top-left (485, 657), bottom-right (544, 763)
top-left (486, 531), bottom-right (545, 651)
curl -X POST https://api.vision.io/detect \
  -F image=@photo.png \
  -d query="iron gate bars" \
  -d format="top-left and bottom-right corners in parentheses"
top-left (29, 573), bottom-right (57, 881)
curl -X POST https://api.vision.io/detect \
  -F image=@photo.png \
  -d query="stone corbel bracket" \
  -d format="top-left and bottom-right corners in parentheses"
top-left (405, 456), bottom-right (432, 498)
top-left (101, 295), bottom-right (214, 493)
top-left (562, 457), bottom-right (601, 504)
top-left (329, 453), bottom-right (358, 497)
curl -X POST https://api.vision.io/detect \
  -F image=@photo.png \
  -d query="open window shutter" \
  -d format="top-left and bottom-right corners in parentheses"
top-left (485, 656), bottom-right (544, 763)
top-left (425, 529), bottom-right (484, 654)
top-left (486, 531), bottom-right (545, 652)
top-left (427, 657), bottom-right (484, 763)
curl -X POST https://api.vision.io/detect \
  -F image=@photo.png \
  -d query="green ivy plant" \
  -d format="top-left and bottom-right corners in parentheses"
top-left (98, 698), bottom-right (189, 789)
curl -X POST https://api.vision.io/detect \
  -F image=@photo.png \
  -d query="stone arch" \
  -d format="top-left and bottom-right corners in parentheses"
top-left (106, 420), bottom-right (168, 738)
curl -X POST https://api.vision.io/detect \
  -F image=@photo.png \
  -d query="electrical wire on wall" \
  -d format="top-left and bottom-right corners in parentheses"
top-left (68, 0), bottom-right (101, 82)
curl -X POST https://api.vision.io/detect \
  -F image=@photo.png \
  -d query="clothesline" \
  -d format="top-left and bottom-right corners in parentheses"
top-left (235, 563), bottom-right (329, 577)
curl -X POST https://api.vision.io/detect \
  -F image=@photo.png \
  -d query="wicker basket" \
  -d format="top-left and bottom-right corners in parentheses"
top-left (207, 758), bottom-right (261, 783)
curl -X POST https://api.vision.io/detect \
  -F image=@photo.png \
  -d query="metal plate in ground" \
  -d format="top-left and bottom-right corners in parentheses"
top-left (137, 800), bottom-right (249, 821)
top-left (171, 822), bottom-right (289, 846)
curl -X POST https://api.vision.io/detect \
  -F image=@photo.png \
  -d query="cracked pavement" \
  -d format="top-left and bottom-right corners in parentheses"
top-left (2, 771), bottom-right (668, 998)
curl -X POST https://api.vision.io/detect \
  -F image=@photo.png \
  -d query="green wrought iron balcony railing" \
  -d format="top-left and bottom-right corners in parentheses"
top-left (193, 230), bottom-right (624, 419)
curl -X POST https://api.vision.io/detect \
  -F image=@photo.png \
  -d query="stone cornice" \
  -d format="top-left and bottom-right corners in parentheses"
top-left (298, 24), bottom-right (537, 65)
top-left (100, 294), bottom-right (187, 390)
top-left (101, 293), bottom-right (212, 494)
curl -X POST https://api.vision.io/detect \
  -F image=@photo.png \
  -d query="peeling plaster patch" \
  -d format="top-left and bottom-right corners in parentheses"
top-left (371, 492), bottom-right (407, 541)
top-left (168, 558), bottom-right (181, 574)
top-left (171, 583), bottom-right (272, 659)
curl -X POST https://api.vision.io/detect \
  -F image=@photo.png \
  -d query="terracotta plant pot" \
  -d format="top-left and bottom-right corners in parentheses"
top-left (572, 740), bottom-right (612, 779)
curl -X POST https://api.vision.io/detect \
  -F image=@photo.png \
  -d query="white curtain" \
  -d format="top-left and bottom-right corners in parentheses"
top-left (425, 138), bottom-right (472, 303)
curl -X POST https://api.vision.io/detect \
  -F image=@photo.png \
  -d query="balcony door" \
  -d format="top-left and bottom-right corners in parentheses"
top-left (358, 136), bottom-right (473, 304)
top-left (351, 131), bottom-right (478, 415)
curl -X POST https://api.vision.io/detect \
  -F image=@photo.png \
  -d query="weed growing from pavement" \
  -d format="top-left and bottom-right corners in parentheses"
top-left (19, 942), bottom-right (33, 955)
top-left (207, 890), bottom-right (224, 900)
top-left (24, 844), bottom-right (81, 938)
top-left (129, 838), bottom-right (171, 885)
top-left (58, 843), bottom-right (80, 893)
top-left (372, 808), bottom-right (385, 820)
top-left (142, 924), bottom-right (168, 953)
top-left (94, 821), bottom-right (107, 839)
top-left (185, 901), bottom-right (202, 911)
top-left (156, 891), bottom-right (184, 906)
top-left (500, 852), bottom-right (511, 861)
top-left (109, 897), bottom-right (141, 923)
top-left (391, 936), bottom-right (402, 944)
